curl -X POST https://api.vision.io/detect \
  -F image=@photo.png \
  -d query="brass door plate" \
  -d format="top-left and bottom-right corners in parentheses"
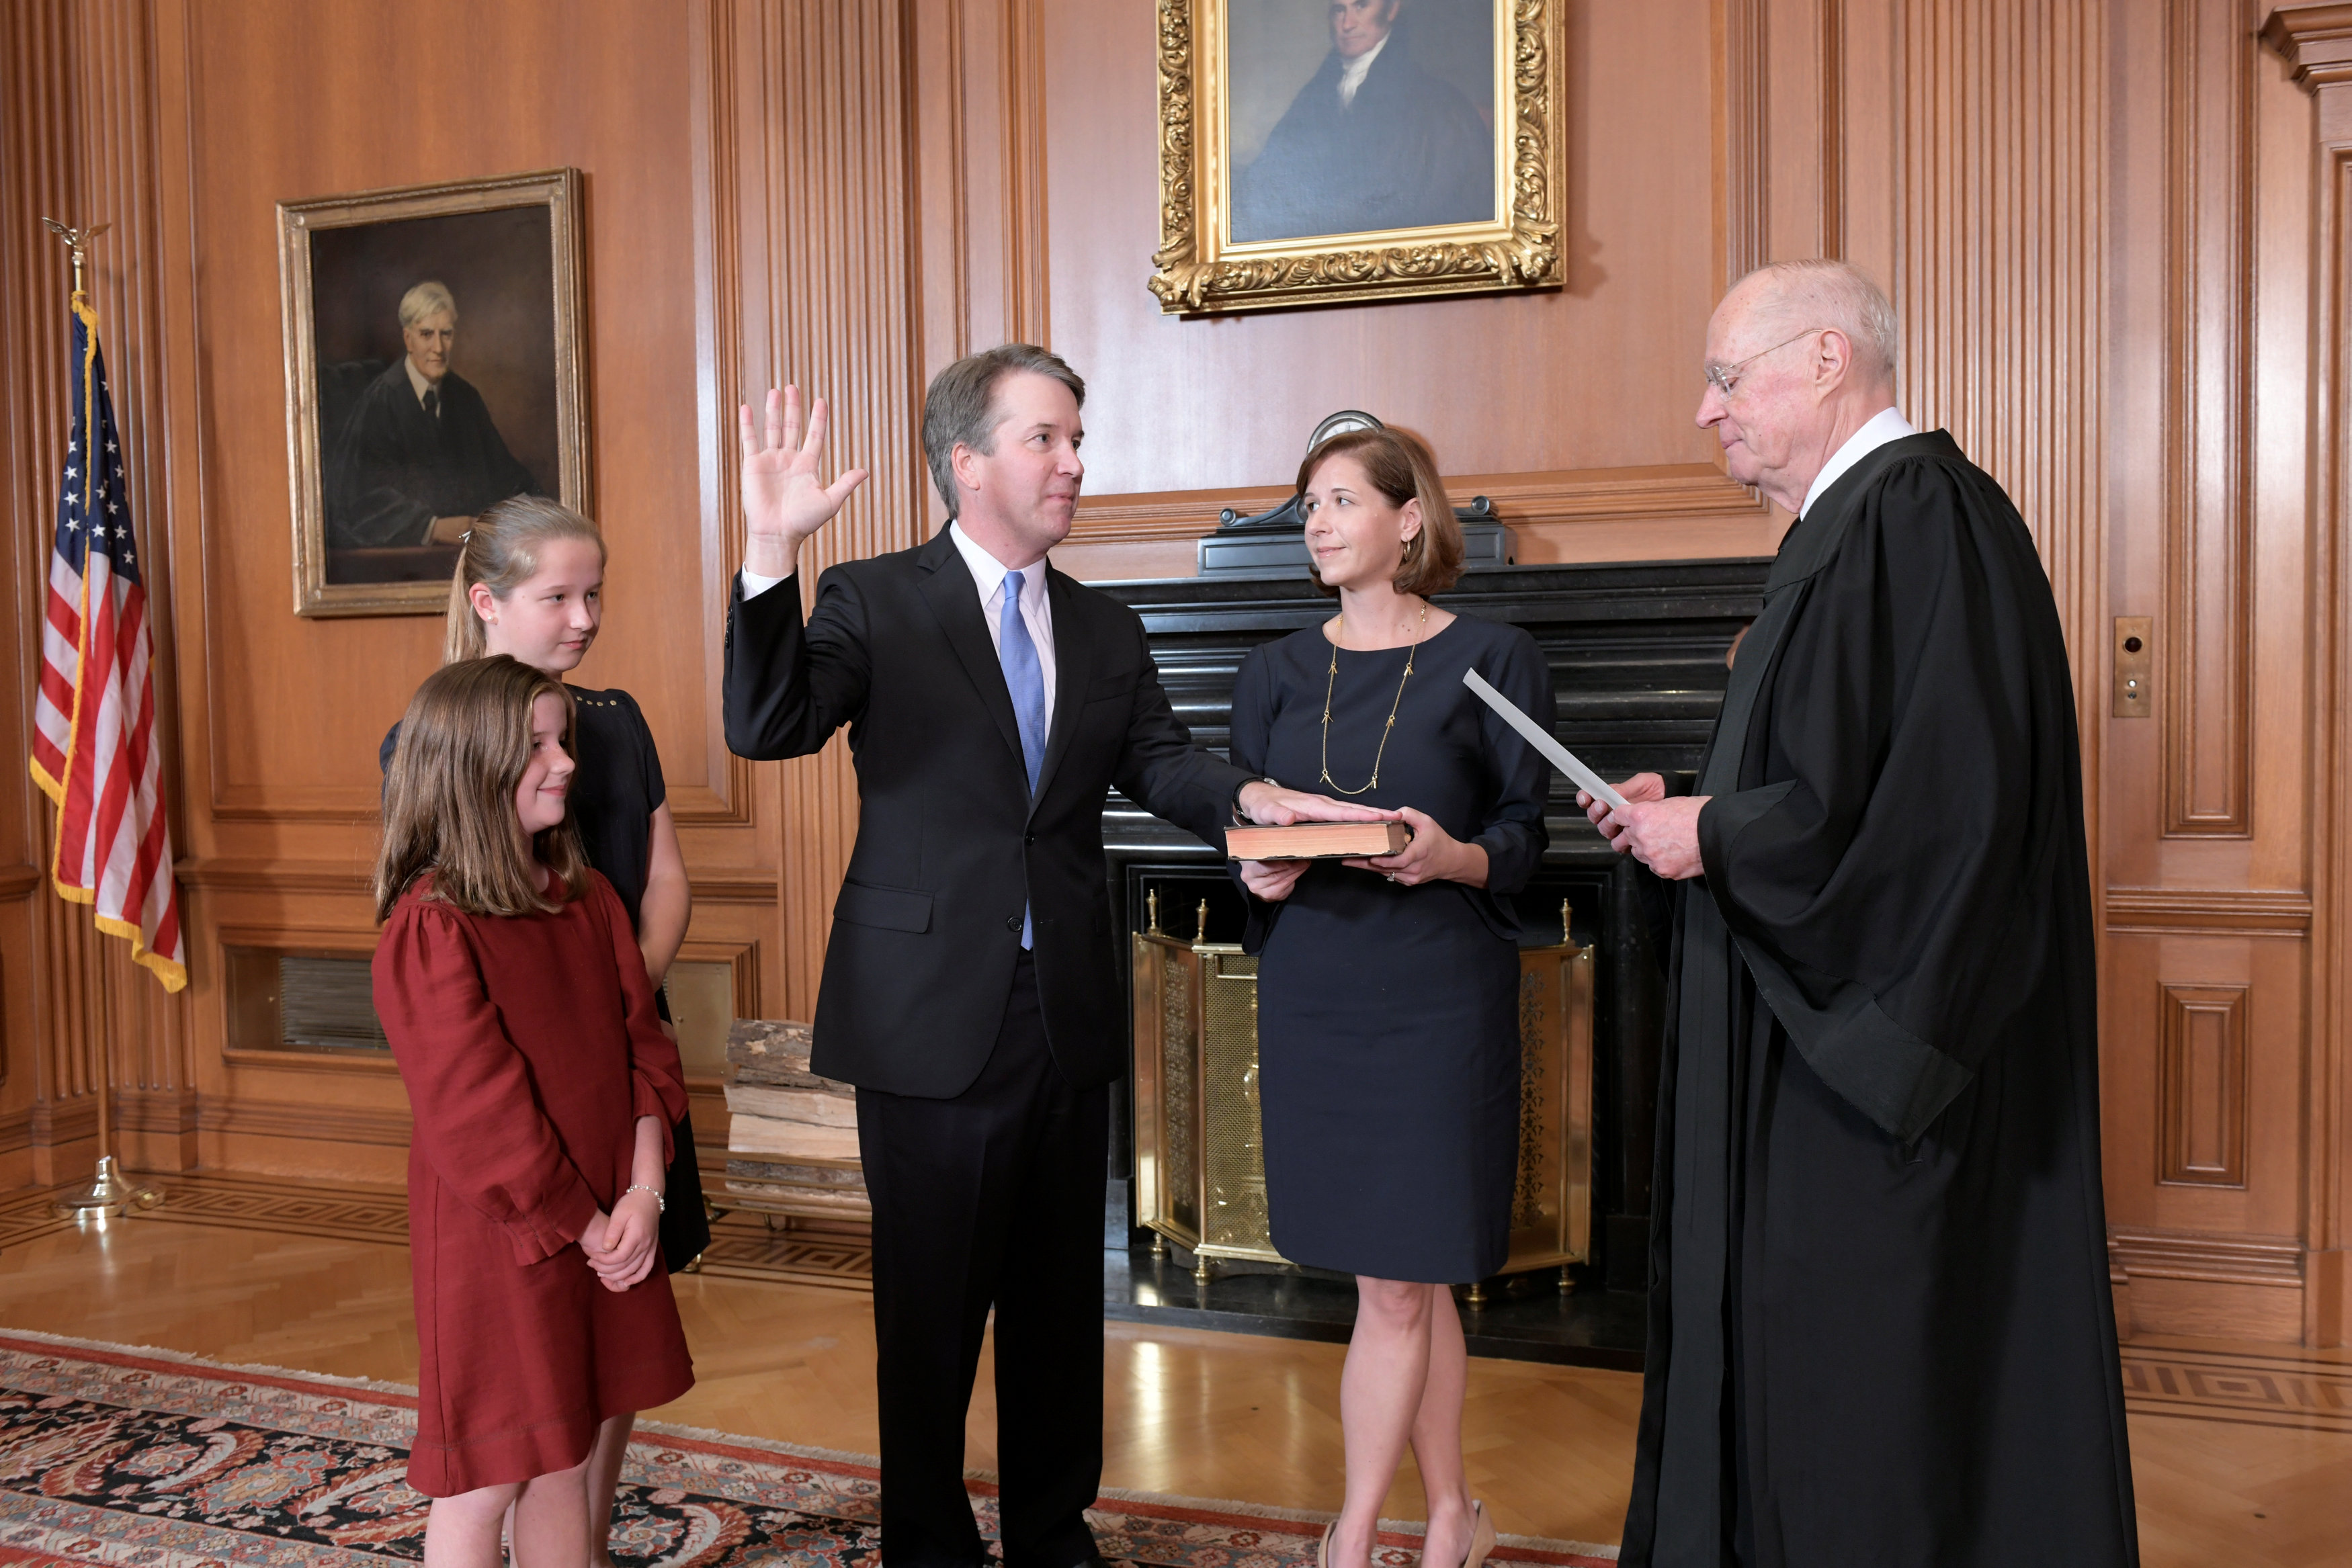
top-left (2113, 617), bottom-right (2153, 718)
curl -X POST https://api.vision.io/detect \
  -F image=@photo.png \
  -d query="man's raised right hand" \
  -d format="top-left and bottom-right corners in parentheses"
top-left (739, 385), bottom-right (870, 580)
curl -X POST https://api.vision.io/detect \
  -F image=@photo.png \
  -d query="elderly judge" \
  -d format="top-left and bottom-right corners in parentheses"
top-left (329, 281), bottom-right (540, 550)
top-left (1589, 261), bottom-right (2138, 1567)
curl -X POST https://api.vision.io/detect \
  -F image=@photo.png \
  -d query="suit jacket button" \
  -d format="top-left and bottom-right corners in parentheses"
top-left (1025, 832), bottom-right (1036, 844)
top-left (1005, 914), bottom-right (1021, 932)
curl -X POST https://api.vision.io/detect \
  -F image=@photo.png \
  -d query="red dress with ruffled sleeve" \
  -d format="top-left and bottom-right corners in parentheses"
top-left (372, 869), bottom-right (694, 1495)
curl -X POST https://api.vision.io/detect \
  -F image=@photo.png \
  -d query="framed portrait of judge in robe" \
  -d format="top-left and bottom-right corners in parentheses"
top-left (277, 169), bottom-right (588, 617)
top-left (1148, 0), bottom-right (1564, 315)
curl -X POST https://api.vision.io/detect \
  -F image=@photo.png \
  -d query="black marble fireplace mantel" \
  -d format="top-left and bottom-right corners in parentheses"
top-left (1089, 557), bottom-right (1769, 1359)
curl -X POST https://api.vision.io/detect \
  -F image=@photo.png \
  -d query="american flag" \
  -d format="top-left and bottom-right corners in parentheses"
top-left (29, 293), bottom-right (185, 992)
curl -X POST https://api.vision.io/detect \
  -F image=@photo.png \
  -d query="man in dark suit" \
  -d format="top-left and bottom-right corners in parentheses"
top-left (722, 346), bottom-right (1370, 1568)
top-left (326, 280), bottom-right (538, 550)
top-left (1231, 0), bottom-right (1493, 244)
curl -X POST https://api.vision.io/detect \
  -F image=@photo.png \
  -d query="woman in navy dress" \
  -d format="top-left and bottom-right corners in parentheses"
top-left (1231, 428), bottom-right (1551, 1568)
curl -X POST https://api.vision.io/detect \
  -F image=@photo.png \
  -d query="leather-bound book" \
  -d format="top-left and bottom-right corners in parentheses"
top-left (1225, 821), bottom-right (1413, 860)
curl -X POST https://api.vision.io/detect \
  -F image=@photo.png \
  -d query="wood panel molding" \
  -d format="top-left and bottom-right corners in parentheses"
top-left (1890, 0), bottom-right (2107, 777)
top-left (714, 0), bottom-right (926, 1018)
top-left (176, 859), bottom-right (372, 896)
top-left (1817, 0), bottom-right (1846, 256)
top-left (113, 1082), bottom-right (199, 1137)
top-left (1713, 0), bottom-right (1769, 287)
top-left (195, 1094), bottom-right (411, 1148)
top-left (2158, 982), bottom-right (2250, 1188)
top-left (1068, 465), bottom-right (1764, 549)
top-left (2161, 0), bottom-right (2256, 838)
top-left (2265, 5), bottom-right (2352, 89)
top-left (688, 874), bottom-right (781, 906)
top-left (182, 861), bottom-right (776, 914)
top-left (999, 0), bottom-right (1048, 346)
top-left (677, 935), bottom-right (763, 1022)
top-left (218, 1048), bottom-right (398, 1077)
top-left (2265, 1), bottom-right (2352, 1344)
top-left (2103, 885), bottom-right (2314, 933)
top-left (2109, 1225), bottom-right (2305, 1287)
top-left (678, 3), bottom-right (757, 831)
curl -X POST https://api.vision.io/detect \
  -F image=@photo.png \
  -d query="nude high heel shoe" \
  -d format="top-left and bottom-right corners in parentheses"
top-left (1460, 1501), bottom-right (1497, 1568)
top-left (1418, 1501), bottom-right (1496, 1568)
top-left (1318, 1522), bottom-right (1336, 1568)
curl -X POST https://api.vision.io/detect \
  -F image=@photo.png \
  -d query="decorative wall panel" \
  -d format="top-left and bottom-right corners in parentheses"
top-left (2160, 0), bottom-right (2256, 838)
top-left (2158, 982), bottom-right (2249, 1188)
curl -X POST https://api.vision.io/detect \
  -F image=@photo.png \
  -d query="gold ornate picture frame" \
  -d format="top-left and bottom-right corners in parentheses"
top-left (278, 169), bottom-right (588, 617)
top-left (1150, 0), bottom-right (1564, 315)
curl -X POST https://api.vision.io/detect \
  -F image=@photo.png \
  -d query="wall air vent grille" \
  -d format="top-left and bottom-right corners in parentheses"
top-left (278, 956), bottom-right (388, 1052)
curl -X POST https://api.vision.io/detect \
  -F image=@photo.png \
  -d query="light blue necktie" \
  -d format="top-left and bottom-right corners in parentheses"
top-left (999, 569), bottom-right (1048, 949)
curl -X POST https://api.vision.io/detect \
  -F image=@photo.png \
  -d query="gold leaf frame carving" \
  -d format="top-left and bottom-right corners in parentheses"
top-left (277, 168), bottom-right (589, 617)
top-left (1149, 0), bottom-right (1564, 315)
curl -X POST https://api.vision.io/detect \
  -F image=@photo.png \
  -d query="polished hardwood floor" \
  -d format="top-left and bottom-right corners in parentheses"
top-left (0, 1203), bottom-right (2343, 1565)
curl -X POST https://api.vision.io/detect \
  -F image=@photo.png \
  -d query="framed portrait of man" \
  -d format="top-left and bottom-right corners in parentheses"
top-left (277, 168), bottom-right (587, 617)
top-left (1150, 0), bottom-right (1564, 315)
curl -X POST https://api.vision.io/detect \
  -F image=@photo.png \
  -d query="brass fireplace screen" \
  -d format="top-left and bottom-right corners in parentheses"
top-left (1131, 894), bottom-right (1595, 1285)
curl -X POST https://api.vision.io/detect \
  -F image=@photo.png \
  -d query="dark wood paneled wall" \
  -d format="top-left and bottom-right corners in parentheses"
top-left (0, 0), bottom-right (2341, 1347)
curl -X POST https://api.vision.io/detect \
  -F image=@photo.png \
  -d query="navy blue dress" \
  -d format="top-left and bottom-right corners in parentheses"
top-left (1231, 615), bottom-right (1553, 1283)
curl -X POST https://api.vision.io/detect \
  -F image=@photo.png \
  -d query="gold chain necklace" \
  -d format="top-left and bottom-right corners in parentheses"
top-left (1320, 602), bottom-right (1429, 795)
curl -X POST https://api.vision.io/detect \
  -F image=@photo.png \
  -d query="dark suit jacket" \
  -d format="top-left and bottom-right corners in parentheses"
top-left (1231, 23), bottom-right (1493, 244)
top-left (723, 527), bottom-right (1252, 1097)
top-left (326, 361), bottom-right (537, 549)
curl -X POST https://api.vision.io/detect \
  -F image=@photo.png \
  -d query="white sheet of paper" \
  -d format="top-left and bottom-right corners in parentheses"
top-left (1461, 667), bottom-right (1629, 811)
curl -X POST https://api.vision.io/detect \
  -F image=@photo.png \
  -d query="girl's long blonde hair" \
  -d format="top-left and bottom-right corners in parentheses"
top-left (444, 496), bottom-right (607, 664)
top-left (376, 656), bottom-right (587, 920)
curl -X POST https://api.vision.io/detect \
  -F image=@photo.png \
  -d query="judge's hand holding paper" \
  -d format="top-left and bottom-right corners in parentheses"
top-left (1581, 772), bottom-right (1708, 879)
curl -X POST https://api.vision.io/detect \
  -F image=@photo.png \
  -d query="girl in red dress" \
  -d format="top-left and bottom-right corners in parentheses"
top-left (372, 655), bottom-right (694, 1568)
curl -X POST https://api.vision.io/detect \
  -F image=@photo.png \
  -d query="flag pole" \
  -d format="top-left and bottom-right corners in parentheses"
top-left (38, 218), bottom-right (161, 1223)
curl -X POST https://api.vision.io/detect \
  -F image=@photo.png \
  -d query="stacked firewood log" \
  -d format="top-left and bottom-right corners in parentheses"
top-left (722, 1019), bottom-right (870, 1221)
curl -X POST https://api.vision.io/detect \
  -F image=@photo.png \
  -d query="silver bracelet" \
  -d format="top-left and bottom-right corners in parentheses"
top-left (624, 1182), bottom-right (666, 1214)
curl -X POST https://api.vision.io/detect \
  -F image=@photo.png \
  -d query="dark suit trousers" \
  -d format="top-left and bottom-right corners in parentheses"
top-left (855, 953), bottom-right (1108, 1568)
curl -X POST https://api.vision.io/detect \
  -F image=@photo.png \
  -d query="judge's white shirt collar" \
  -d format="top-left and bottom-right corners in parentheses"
top-left (404, 357), bottom-right (443, 408)
top-left (1799, 406), bottom-right (1915, 519)
top-left (1337, 34), bottom-right (1390, 107)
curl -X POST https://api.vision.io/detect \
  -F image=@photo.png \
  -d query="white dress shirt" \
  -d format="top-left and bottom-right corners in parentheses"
top-left (1337, 34), bottom-right (1389, 108)
top-left (739, 521), bottom-right (1058, 722)
top-left (405, 357), bottom-right (440, 410)
top-left (1800, 406), bottom-right (1915, 519)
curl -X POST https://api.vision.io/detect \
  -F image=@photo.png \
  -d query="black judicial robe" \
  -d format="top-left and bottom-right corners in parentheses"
top-left (1620, 432), bottom-right (2138, 1567)
top-left (327, 362), bottom-right (538, 550)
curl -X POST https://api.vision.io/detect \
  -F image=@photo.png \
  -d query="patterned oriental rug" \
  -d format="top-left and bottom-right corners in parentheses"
top-left (0, 1332), bottom-right (1618, 1568)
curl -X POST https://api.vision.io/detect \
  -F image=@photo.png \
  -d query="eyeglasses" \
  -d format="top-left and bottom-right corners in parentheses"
top-left (1704, 326), bottom-right (1829, 398)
